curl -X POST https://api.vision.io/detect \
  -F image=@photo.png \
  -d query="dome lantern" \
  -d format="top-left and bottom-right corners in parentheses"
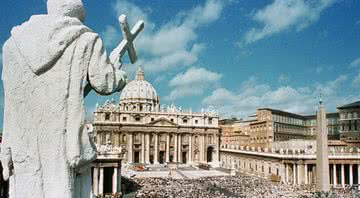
top-left (135, 67), bottom-right (145, 81)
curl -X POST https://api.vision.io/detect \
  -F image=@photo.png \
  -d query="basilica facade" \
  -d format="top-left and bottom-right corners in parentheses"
top-left (93, 68), bottom-right (220, 166)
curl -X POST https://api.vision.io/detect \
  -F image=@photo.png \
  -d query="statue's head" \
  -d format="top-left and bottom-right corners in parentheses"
top-left (47, 0), bottom-right (86, 22)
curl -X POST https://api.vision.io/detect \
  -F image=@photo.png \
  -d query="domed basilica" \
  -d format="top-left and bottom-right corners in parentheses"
top-left (93, 68), bottom-right (220, 166)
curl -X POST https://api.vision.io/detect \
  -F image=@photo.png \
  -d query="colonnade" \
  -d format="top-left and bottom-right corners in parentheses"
top-left (92, 165), bottom-right (121, 196)
top-left (126, 132), bottom-right (219, 164)
top-left (283, 163), bottom-right (360, 188)
top-left (221, 153), bottom-right (360, 189)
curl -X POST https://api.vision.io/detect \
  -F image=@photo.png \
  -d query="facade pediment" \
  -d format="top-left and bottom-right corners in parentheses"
top-left (148, 118), bottom-right (177, 127)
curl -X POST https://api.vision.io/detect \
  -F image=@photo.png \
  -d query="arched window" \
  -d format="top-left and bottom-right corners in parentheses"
top-left (105, 113), bottom-right (110, 121)
top-left (122, 134), bottom-right (127, 142)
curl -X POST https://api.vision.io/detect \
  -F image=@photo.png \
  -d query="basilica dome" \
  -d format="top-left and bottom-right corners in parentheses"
top-left (119, 68), bottom-right (159, 112)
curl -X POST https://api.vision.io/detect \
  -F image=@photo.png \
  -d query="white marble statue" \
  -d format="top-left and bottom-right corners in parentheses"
top-left (0, 0), bottom-right (143, 197)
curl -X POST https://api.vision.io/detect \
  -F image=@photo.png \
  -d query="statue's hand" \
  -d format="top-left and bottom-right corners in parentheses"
top-left (69, 157), bottom-right (81, 169)
top-left (114, 69), bottom-right (128, 92)
top-left (2, 162), bottom-right (13, 181)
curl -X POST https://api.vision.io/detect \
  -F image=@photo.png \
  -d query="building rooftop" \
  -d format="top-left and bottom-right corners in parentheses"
top-left (219, 118), bottom-right (241, 125)
top-left (303, 112), bottom-right (339, 119)
top-left (337, 101), bottom-right (360, 110)
top-left (257, 108), bottom-right (305, 119)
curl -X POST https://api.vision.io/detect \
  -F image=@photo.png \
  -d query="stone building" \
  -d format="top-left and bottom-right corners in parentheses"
top-left (338, 101), bottom-right (360, 144)
top-left (220, 101), bottom-right (360, 189)
top-left (221, 108), bottom-right (341, 147)
top-left (93, 68), bottom-right (221, 166)
top-left (220, 143), bottom-right (360, 188)
top-left (304, 113), bottom-right (340, 140)
top-left (219, 118), bottom-right (250, 145)
top-left (249, 108), bottom-right (312, 146)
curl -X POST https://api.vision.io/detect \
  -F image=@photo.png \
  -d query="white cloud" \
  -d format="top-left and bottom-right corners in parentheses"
top-left (350, 57), bottom-right (360, 68)
top-left (104, 0), bottom-right (226, 73)
top-left (165, 67), bottom-right (222, 101)
top-left (114, 0), bottom-right (154, 29)
top-left (244, 0), bottom-right (335, 44)
top-left (102, 25), bottom-right (119, 48)
top-left (202, 75), bottom-right (356, 118)
top-left (352, 73), bottom-right (360, 87)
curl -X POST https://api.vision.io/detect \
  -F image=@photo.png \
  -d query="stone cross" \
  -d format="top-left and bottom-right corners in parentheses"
top-left (85, 15), bottom-right (144, 97)
top-left (110, 15), bottom-right (144, 67)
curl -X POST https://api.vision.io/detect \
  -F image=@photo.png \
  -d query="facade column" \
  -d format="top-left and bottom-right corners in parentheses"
top-left (145, 133), bottom-right (150, 164)
top-left (297, 164), bottom-right (301, 185)
top-left (154, 133), bottom-right (159, 164)
top-left (178, 134), bottom-right (182, 163)
top-left (333, 164), bottom-right (337, 187)
top-left (99, 167), bottom-right (104, 195)
top-left (127, 133), bottom-right (133, 163)
top-left (285, 163), bottom-right (289, 183)
top-left (188, 135), bottom-right (192, 164)
top-left (201, 135), bottom-right (205, 162)
top-left (304, 164), bottom-right (308, 185)
top-left (281, 163), bottom-right (286, 183)
top-left (341, 164), bottom-right (345, 188)
top-left (174, 134), bottom-right (178, 162)
top-left (141, 133), bottom-right (145, 163)
top-left (350, 164), bottom-right (353, 186)
top-left (313, 165), bottom-right (316, 185)
top-left (93, 167), bottom-right (99, 196)
top-left (112, 167), bottom-right (117, 194)
top-left (293, 164), bottom-right (297, 185)
top-left (166, 134), bottom-right (170, 163)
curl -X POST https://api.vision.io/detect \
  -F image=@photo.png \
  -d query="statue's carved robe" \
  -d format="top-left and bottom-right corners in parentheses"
top-left (1, 15), bottom-right (126, 198)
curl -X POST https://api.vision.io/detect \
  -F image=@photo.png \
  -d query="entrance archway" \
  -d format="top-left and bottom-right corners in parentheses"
top-left (182, 152), bottom-right (187, 164)
top-left (207, 147), bottom-right (214, 162)
top-left (134, 151), bottom-right (140, 163)
top-left (159, 151), bottom-right (165, 164)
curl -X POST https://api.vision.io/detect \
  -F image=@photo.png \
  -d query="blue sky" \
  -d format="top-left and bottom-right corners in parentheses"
top-left (1, 0), bottom-right (360, 127)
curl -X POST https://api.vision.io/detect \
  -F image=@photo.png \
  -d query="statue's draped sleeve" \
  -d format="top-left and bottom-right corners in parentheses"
top-left (1, 40), bottom-right (13, 181)
top-left (86, 33), bottom-right (127, 95)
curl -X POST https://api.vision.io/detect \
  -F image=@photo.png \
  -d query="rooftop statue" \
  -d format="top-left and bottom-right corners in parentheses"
top-left (0, 0), bottom-right (143, 197)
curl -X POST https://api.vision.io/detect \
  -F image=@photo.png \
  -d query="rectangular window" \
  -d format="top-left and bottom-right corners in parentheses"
top-left (122, 117), bottom-right (127, 122)
top-left (209, 118), bottom-right (213, 124)
top-left (195, 120), bottom-right (198, 124)
top-left (135, 117), bottom-right (141, 121)
top-left (183, 119), bottom-right (188, 124)
top-left (151, 118), bottom-right (155, 121)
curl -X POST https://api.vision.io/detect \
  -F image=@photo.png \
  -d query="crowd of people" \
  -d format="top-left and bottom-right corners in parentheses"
top-left (124, 175), bottom-right (359, 198)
